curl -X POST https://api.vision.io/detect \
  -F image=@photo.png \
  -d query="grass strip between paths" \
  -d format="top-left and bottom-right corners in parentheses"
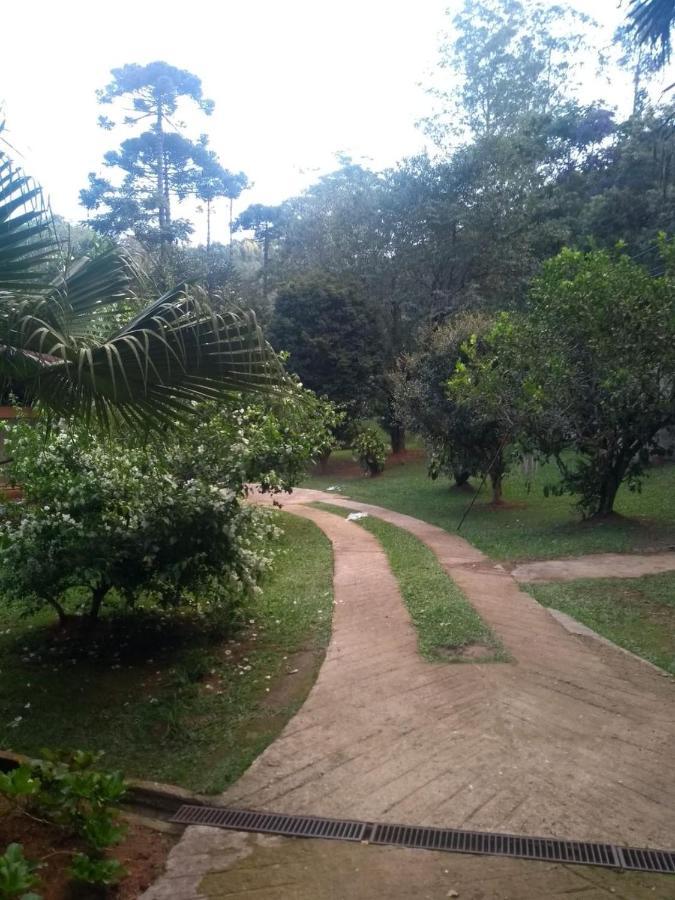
top-left (311, 501), bottom-right (507, 663)
top-left (525, 572), bottom-right (675, 675)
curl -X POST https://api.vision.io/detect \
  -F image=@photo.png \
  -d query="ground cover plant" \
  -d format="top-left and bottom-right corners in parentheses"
top-left (525, 572), bottom-right (675, 675)
top-left (304, 457), bottom-right (675, 562)
top-left (312, 502), bottom-right (506, 662)
top-left (0, 750), bottom-right (127, 893)
top-left (0, 514), bottom-right (332, 794)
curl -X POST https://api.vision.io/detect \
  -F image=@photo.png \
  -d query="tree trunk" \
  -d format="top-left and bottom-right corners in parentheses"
top-left (594, 471), bottom-right (621, 518)
top-left (388, 422), bottom-right (405, 454)
top-left (229, 196), bottom-right (234, 263)
top-left (88, 584), bottom-right (108, 622)
top-left (156, 103), bottom-right (167, 251)
top-left (453, 470), bottom-right (471, 488)
top-left (490, 469), bottom-right (503, 505)
top-left (49, 598), bottom-right (68, 626)
top-left (262, 226), bottom-right (269, 298)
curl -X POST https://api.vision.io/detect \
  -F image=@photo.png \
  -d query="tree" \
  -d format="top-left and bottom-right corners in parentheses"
top-left (627, 0), bottom-right (675, 65)
top-left (573, 103), bottom-right (675, 258)
top-left (80, 62), bottom-right (236, 258)
top-left (424, 0), bottom-right (597, 144)
top-left (452, 245), bottom-right (675, 517)
top-left (235, 203), bottom-right (283, 300)
top-left (268, 276), bottom-right (380, 418)
top-left (195, 164), bottom-right (249, 260)
top-left (0, 145), bottom-right (281, 429)
top-left (396, 314), bottom-right (511, 502)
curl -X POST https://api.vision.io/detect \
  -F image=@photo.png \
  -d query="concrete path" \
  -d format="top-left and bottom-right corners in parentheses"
top-left (511, 550), bottom-right (675, 584)
top-left (144, 489), bottom-right (675, 899)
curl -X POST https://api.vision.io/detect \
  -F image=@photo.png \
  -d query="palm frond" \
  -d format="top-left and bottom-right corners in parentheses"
top-left (0, 155), bottom-right (58, 292)
top-left (13, 289), bottom-right (284, 428)
top-left (0, 149), bottom-right (285, 427)
top-left (629, 0), bottom-right (675, 63)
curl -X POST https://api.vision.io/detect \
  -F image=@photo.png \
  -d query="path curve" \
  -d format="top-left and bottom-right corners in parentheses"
top-left (221, 488), bottom-right (675, 847)
top-left (145, 489), bottom-right (675, 899)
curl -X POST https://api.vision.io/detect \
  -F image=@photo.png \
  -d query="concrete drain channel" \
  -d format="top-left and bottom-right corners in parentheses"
top-left (171, 805), bottom-right (675, 875)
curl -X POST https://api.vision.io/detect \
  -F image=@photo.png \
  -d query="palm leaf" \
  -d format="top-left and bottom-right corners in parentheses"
top-left (0, 149), bottom-right (285, 427)
top-left (0, 156), bottom-right (58, 292)
top-left (628, 0), bottom-right (675, 63)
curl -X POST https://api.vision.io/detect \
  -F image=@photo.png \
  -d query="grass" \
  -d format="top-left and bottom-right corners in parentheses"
top-left (0, 513), bottom-right (333, 794)
top-left (305, 455), bottom-right (675, 562)
top-left (312, 501), bottom-right (506, 662)
top-left (525, 572), bottom-right (675, 675)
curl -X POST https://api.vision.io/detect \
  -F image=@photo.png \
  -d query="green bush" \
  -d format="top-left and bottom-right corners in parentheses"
top-left (0, 387), bottom-right (337, 625)
top-left (352, 427), bottom-right (387, 477)
top-left (0, 750), bottom-right (127, 891)
top-left (0, 844), bottom-right (40, 900)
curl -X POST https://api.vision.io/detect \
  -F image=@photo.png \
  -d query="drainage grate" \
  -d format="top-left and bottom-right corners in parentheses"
top-left (172, 805), bottom-right (367, 842)
top-left (370, 823), bottom-right (619, 867)
top-left (170, 805), bottom-right (675, 875)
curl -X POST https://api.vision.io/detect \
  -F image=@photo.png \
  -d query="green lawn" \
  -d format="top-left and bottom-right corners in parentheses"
top-left (525, 572), bottom-right (675, 675)
top-left (0, 513), bottom-right (333, 794)
top-left (305, 455), bottom-right (675, 562)
top-left (312, 502), bottom-right (506, 662)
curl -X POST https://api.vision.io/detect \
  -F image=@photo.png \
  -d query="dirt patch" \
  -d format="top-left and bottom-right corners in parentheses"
top-left (436, 641), bottom-right (496, 661)
top-left (260, 648), bottom-right (320, 711)
top-left (0, 805), bottom-right (175, 900)
top-left (312, 448), bottom-right (425, 480)
top-left (486, 499), bottom-right (529, 511)
top-left (511, 550), bottom-right (675, 584)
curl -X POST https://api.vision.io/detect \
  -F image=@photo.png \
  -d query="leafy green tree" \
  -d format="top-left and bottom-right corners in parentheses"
top-left (424, 0), bottom-right (596, 144)
top-left (80, 62), bottom-right (232, 256)
top-left (573, 103), bottom-right (675, 258)
top-left (0, 146), bottom-right (280, 428)
top-left (452, 245), bottom-right (675, 517)
top-left (196, 165), bottom-right (249, 259)
top-left (235, 203), bottom-right (283, 300)
top-left (268, 276), bottom-right (380, 418)
top-left (396, 313), bottom-right (511, 502)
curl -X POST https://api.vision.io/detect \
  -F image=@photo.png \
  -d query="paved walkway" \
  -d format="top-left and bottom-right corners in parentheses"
top-left (145, 489), bottom-right (675, 899)
top-left (511, 550), bottom-right (675, 584)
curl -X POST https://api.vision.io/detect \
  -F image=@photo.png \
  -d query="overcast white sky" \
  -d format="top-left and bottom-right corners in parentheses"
top-left (2, 0), bottom-right (673, 243)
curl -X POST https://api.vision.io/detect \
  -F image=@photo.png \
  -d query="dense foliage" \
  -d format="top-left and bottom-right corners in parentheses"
top-left (449, 246), bottom-right (675, 516)
top-left (0, 388), bottom-right (336, 624)
top-left (394, 314), bottom-right (511, 501)
top-left (352, 427), bottom-right (388, 477)
top-left (269, 276), bottom-right (380, 417)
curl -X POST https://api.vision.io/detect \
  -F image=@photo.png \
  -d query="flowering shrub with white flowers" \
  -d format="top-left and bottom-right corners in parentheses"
top-left (0, 387), bottom-right (337, 625)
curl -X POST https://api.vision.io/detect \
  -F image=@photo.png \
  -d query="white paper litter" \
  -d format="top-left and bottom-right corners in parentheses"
top-left (347, 512), bottom-right (368, 521)
top-left (326, 485), bottom-right (342, 492)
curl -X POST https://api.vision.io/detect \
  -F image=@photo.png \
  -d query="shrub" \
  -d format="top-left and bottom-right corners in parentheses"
top-left (0, 844), bottom-right (40, 900)
top-left (0, 750), bottom-right (127, 891)
top-left (0, 387), bottom-right (336, 624)
top-left (352, 427), bottom-right (387, 476)
top-left (0, 416), bottom-right (277, 625)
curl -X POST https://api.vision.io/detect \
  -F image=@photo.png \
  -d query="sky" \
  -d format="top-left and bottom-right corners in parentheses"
top-left (2, 0), bottom-right (673, 244)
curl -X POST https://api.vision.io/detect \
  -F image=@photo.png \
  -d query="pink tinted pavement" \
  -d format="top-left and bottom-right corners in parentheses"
top-left (144, 488), bottom-right (675, 900)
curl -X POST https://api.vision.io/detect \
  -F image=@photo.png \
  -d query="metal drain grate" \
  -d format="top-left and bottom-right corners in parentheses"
top-left (172, 805), bottom-right (367, 842)
top-left (171, 805), bottom-right (675, 875)
top-left (370, 823), bottom-right (618, 867)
